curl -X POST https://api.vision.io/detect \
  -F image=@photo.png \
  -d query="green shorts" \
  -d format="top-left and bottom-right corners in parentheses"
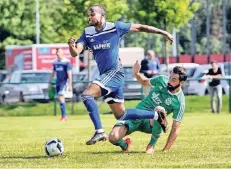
top-left (115, 119), bottom-right (162, 135)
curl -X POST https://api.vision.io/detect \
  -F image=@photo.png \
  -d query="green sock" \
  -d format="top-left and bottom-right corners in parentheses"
top-left (148, 134), bottom-right (160, 146)
top-left (113, 139), bottom-right (128, 150)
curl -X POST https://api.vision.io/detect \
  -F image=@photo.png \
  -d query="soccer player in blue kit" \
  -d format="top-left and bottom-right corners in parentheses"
top-left (49, 48), bottom-right (72, 121)
top-left (68, 5), bottom-right (173, 145)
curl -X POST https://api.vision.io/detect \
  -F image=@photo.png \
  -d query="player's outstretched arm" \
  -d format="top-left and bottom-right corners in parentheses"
top-left (130, 24), bottom-right (173, 44)
top-left (68, 37), bottom-right (84, 57)
top-left (162, 120), bottom-right (181, 152)
top-left (132, 61), bottom-right (151, 86)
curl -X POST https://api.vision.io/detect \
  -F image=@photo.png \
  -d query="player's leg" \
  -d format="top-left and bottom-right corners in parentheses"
top-left (105, 88), bottom-right (158, 120)
top-left (216, 84), bottom-right (222, 113)
top-left (56, 84), bottom-right (67, 121)
top-left (106, 88), bottom-right (167, 132)
top-left (209, 86), bottom-right (216, 113)
top-left (81, 83), bottom-right (107, 145)
top-left (108, 125), bottom-right (128, 150)
top-left (145, 120), bottom-right (162, 153)
top-left (109, 120), bottom-right (139, 152)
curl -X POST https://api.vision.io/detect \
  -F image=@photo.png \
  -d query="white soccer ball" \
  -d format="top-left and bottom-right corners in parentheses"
top-left (45, 138), bottom-right (64, 157)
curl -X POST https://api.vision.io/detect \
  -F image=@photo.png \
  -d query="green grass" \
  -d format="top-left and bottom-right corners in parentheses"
top-left (0, 112), bottom-right (230, 168)
top-left (0, 96), bottom-right (230, 168)
top-left (0, 95), bottom-right (230, 116)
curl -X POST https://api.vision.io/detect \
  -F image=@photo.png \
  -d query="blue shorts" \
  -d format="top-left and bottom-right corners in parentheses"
top-left (56, 82), bottom-right (67, 96)
top-left (92, 67), bottom-right (125, 104)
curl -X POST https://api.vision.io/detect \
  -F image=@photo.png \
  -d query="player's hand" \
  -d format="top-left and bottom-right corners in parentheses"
top-left (162, 148), bottom-right (168, 153)
top-left (154, 106), bottom-right (166, 114)
top-left (132, 60), bottom-right (141, 75)
top-left (68, 37), bottom-right (75, 47)
top-left (146, 70), bottom-right (152, 75)
top-left (146, 145), bottom-right (154, 154)
top-left (164, 32), bottom-right (173, 44)
top-left (68, 85), bottom-right (72, 92)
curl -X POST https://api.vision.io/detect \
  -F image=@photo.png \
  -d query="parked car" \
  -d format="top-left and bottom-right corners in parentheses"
top-left (160, 63), bottom-right (199, 95)
top-left (187, 63), bottom-right (229, 96)
top-left (123, 66), bottom-right (142, 100)
top-left (0, 71), bottom-right (7, 82)
top-left (0, 70), bottom-right (51, 104)
top-left (72, 65), bottom-right (142, 101)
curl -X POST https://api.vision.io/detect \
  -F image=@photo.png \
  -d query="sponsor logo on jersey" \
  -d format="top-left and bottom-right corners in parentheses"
top-left (93, 42), bottom-right (111, 50)
top-left (151, 93), bottom-right (162, 105)
top-left (165, 98), bottom-right (172, 106)
top-left (56, 66), bottom-right (64, 71)
top-left (90, 39), bottom-right (95, 42)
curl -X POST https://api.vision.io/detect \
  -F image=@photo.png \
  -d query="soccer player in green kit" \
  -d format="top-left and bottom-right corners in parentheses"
top-left (108, 61), bottom-right (187, 153)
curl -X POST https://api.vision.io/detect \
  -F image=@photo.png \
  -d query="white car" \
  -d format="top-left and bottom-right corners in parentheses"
top-left (0, 70), bottom-right (51, 104)
top-left (187, 63), bottom-right (229, 96)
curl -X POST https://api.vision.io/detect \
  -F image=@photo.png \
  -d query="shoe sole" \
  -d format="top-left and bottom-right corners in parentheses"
top-left (86, 136), bottom-right (107, 145)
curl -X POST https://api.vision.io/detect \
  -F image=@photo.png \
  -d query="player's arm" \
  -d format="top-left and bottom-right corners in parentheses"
top-left (132, 60), bottom-right (151, 87)
top-left (162, 120), bottom-right (181, 152)
top-left (130, 24), bottom-right (173, 44)
top-left (68, 37), bottom-right (84, 57)
top-left (67, 70), bottom-right (72, 91)
top-left (48, 70), bottom-right (55, 89)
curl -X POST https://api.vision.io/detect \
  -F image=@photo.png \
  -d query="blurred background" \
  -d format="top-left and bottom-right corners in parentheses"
top-left (0, 0), bottom-right (230, 112)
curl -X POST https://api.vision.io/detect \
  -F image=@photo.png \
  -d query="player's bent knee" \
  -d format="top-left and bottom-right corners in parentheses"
top-left (108, 131), bottom-right (120, 143)
top-left (81, 94), bottom-right (94, 101)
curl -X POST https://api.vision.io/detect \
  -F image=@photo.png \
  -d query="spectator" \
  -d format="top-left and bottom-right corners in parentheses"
top-left (206, 61), bottom-right (222, 113)
top-left (140, 50), bottom-right (161, 96)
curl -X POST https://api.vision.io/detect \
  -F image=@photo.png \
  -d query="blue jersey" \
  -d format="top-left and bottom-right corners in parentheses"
top-left (53, 58), bottom-right (72, 85)
top-left (77, 21), bottom-right (131, 74)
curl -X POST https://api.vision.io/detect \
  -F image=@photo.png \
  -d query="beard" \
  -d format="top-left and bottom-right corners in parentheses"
top-left (88, 18), bottom-right (100, 26)
top-left (167, 83), bottom-right (180, 91)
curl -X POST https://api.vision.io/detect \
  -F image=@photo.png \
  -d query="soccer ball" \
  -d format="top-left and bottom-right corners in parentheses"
top-left (45, 138), bottom-right (64, 157)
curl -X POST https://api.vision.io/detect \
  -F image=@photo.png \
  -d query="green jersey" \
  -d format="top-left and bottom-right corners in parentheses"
top-left (136, 75), bottom-right (185, 122)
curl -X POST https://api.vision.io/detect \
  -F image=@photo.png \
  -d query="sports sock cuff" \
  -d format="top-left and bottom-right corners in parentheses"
top-left (153, 111), bottom-right (159, 120)
top-left (96, 129), bottom-right (104, 133)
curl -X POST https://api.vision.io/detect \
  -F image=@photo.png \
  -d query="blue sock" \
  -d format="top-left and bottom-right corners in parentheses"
top-left (118, 108), bottom-right (157, 120)
top-left (81, 94), bottom-right (103, 131)
top-left (60, 102), bottom-right (67, 117)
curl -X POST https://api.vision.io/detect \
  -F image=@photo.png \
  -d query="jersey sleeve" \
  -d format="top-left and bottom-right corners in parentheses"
top-left (115, 21), bottom-right (131, 37)
top-left (217, 67), bottom-right (222, 75)
top-left (76, 31), bottom-right (87, 48)
top-left (149, 75), bottom-right (167, 86)
top-left (172, 101), bottom-right (185, 122)
top-left (52, 63), bottom-right (55, 71)
top-left (67, 61), bottom-right (72, 71)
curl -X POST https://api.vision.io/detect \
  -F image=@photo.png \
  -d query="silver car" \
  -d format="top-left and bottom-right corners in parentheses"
top-left (0, 70), bottom-right (51, 104)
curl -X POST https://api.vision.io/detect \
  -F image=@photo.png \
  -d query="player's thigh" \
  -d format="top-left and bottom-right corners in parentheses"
top-left (109, 103), bottom-right (125, 119)
top-left (109, 125), bottom-right (127, 143)
top-left (58, 95), bottom-right (65, 102)
top-left (82, 83), bottom-right (102, 98)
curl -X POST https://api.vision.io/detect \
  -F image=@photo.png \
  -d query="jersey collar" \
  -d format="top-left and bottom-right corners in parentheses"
top-left (167, 88), bottom-right (182, 95)
top-left (95, 21), bottom-right (106, 32)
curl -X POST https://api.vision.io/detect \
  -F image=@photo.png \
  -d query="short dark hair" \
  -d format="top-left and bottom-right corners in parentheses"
top-left (211, 60), bottom-right (217, 64)
top-left (173, 66), bottom-right (187, 81)
top-left (88, 5), bottom-right (106, 16)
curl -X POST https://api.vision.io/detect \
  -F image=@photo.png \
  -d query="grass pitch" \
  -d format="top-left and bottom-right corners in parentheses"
top-left (0, 112), bottom-right (230, 168)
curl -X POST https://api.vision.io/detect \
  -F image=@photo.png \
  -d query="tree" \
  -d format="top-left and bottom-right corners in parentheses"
top-left (124, 0), bottom-right (199, 57)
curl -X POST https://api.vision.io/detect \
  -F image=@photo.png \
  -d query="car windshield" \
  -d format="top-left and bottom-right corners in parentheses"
top-left (21, 73), bottom-right (51, 83)
top-left (124, 67), bottom-right (134, 79)
top-left (0, 73), bottom-right (6, 82)
top-left (187, 68), bottom-right (196, 78)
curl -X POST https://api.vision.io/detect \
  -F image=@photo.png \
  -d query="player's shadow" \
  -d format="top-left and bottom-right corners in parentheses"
top-left (0, 156), bottom-right (47, 159)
